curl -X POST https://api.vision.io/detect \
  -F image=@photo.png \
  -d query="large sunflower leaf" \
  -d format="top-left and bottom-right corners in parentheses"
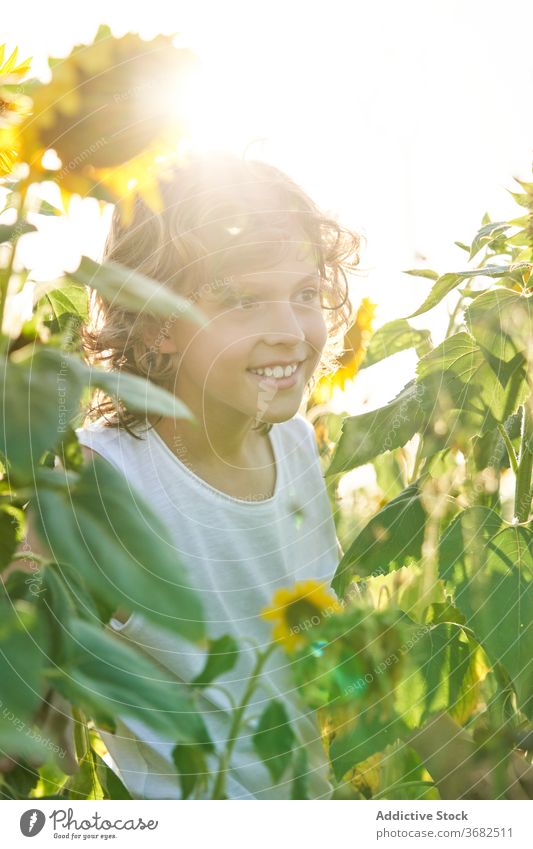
top-left (33, 457), bottom-right (205, 642)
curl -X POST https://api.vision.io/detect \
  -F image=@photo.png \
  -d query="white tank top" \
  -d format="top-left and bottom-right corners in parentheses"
top-left (75, 412), bottom-right (340, 800)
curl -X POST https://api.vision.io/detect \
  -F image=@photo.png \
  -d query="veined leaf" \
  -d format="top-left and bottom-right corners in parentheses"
top-left (41, 284), bottom-right (88, 322)
top-left (325, 381), bottom-right (427, 475)
top-left (465, 288), bottom-right (533, 363)
top-left (468, 221), bottom-right (511, 261)
top-left (1, 347), bottom-right (194, 479)
top-left (0, 599), bottom-right (58, 761)
top-left (360, 319), bottom-right (432, 369)
top-left (0, 351), bottom-right (86, 478)
top-left (438, 506), bottom-right (503, 585)
top-left (402, 269), bottom-right (439, 281)
top-left (67, 255), bottom-right (208, 325)
top-left (252, 699), bottom-right (295, 783)
top-left (449, 525), bottom-right (533, 721)
top-left (191, 635), bottom-right (240, 689)
top-left (54, 618), bottom-right (213, 745)
top-left (417, 332), bottom-right (529, 435)
top-left (33, 457), bottom-right (205, 642)
top-left (407, 266), bottom-right (512, 318)
top-left (172, 743), bottom-right (209, 800)
top-left (331, 483), bottom-right (426, 598)
top-left (329, 713), bottom-right (409, 782)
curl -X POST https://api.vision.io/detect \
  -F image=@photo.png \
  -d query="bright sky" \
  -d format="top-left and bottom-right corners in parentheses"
top-left (5, 0), bottom-right (533, 412)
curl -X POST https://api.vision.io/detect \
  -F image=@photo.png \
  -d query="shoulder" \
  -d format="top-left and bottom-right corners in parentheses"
top-left (75, 419), bottom-right (146, 454)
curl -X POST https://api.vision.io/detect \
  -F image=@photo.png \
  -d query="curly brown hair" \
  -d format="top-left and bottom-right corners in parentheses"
top-left (80, 150), bottom-right (364, 439)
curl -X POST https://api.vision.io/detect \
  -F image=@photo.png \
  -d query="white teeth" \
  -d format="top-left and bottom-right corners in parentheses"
top-left (249, 363), bottom-right (299, 378)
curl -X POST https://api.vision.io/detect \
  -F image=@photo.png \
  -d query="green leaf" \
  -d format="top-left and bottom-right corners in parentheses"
top-left (18, 344), bottom-right (194, 421)
top-left (507, 191), bottom-right (532, 210)
top-left (0, 506), bottom-right (19, 569)
top-left (395, 623), bottom-right (479, 725)
top-left (407, 273), bottom-right (464, 317)
top-left (93, 750), bottom-right (132, 799)
top-left (407, 266), bottom-right (511, 318)
top-left (468, 221), bottom-right (511, 261)
top-left (465, 288), bottom-right (533, 363)
top-left (329, 713), bottom-right (409, 781)
top-left (290, 747), bottom-right (309, 799)
top-left (373, 452), bottom-right (405, 501)
top-left (54, 618), bottom-right (213, 745)
top-left (325, 381), bottom-right (427, 475)
top-left (64, 748), bottom-right (104, 800)
top-left (0, 351), bottom-right (86, 478)
top-left (438, 507), bottom-right (503, 585)
top-left (1, 346), bottom-right (194, 479)
top-left (172, 743), bottom-right (209, 799)
top-left (0, 221), bottom-right (37, 243)
top-left (252, 699), bottom-right (295, 783)
top-left (33, 456), bottom-right (205, 642)
top-left (0, 600), bottom-right (50, 721)
top-left (0, 599), bottom-right (56, 761)
top-left (0, 762), bottom-right (41, 799)
top-left (360, 319), bottom-right (432, 369)
top-left (36, 200), bottom-right (62, 216)
top-left (191, 635), bottom-right (240, 688)
top-left (417, 332), bottom-right (529, 436)
top-left (87, 364), bottom-right (194, 421)
top-left (402, 269), bottom-right (439, 281)
top-left (41, 284), bottom-right (88, 322)
top-left (66, 255), bottom-right (208, 325)
top-left (506, 229), bottom-right (531, 247)
top-left (450, 525), bottom-right (533, 720)
top-left (43, 561), bottom-right (110, 626)
top-left (331, 483), bottom-right (426, 598)
top-left (471, 417), bottom-right (521, 474)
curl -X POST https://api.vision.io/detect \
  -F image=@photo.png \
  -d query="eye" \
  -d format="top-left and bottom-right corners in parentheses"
top-left (299, 286), bottom-right (321, 302)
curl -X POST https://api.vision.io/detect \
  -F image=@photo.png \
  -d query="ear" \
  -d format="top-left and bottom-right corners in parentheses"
top-left (141, 319), bottom-right (180, 355)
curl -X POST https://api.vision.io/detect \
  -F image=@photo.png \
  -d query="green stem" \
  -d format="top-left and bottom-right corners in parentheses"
top-left (497, 424), bottom-right (518, 474)
top-left (71, 706), bottom-right (88, 763)
top-left (0, 182), bottom-right (29, 358)
top-left (410, 435), bottom-right (425, 483)
top-left (11, 552), bottom-right (49, 566)
top-left (211, 642), bottom-right (277, 800)
top-left (444, 292), bottom-right (465, 338)
top-left (513, 402), bottom-right (533, 523)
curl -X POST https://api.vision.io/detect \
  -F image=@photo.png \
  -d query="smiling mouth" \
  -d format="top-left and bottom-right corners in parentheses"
top-left (246, 361), bottom-right (304, 388)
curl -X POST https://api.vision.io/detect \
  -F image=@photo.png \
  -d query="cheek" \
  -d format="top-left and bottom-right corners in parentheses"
top-left (307, 310), bottom-right (329, 357)
top-left (180, 320), bottom-right (245, 379)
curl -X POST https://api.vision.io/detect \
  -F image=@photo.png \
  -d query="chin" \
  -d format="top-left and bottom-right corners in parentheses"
top-left (254, 400), bottom-right (303, 426)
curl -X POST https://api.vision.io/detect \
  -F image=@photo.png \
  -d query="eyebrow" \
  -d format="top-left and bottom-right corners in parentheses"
top-left (233, 273), bottom-right (321, 292)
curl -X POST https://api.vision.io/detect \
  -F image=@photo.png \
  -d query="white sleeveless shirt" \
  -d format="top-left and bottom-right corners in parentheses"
top-left (75, 413), bottom-right (340, 800)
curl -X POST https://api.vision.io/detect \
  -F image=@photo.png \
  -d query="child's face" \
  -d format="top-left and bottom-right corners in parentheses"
top-left (156, 239), bottom-right (328, 426)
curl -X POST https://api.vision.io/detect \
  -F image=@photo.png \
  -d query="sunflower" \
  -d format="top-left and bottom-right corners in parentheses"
top-left (0, 44), bottom-right (33, 176)
top-left (260, 579), bottom-right (341, 653)
top-left (310, 297), bottom-right (376, 405)
top-left (16, 24), bottom-right (199, 225)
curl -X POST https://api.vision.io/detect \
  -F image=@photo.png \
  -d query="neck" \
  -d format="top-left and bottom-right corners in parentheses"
top-left (147, 395), bottom-right (267, 467)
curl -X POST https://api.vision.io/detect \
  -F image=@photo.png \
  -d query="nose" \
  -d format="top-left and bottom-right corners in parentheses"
top-left (259, 299), bottom-right (306, 345)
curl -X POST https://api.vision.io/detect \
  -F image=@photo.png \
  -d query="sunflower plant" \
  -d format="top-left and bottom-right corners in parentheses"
top-left (1, 27), bottom-right (352, 804)
top-left (279, 171), bottom-right (533, 799)
top-left (0, 27), bottom-right (220, 802)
